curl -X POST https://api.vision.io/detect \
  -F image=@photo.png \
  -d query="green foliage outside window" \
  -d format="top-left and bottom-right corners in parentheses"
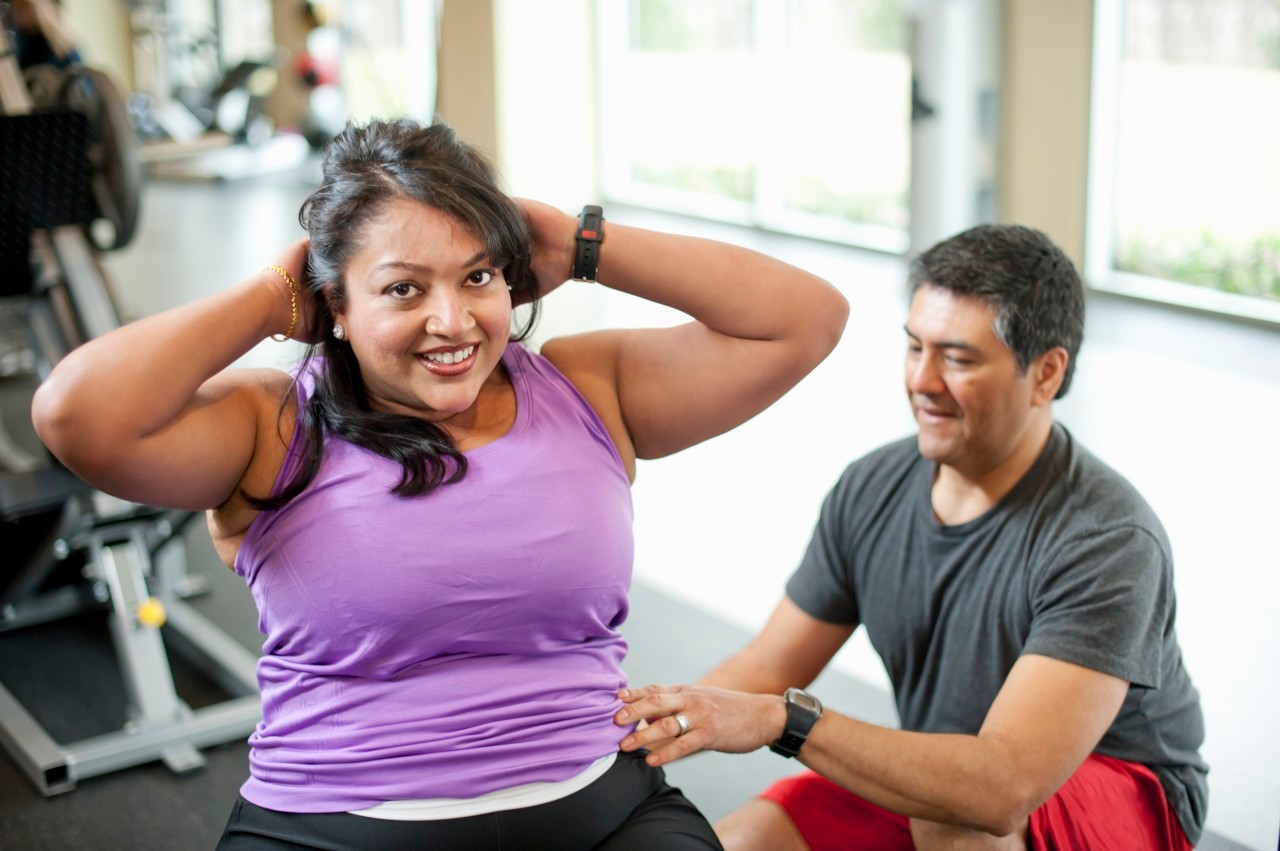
top-left (631, 164), bottom-right (754, 201)
top-left (786, 177), bottom-right (907, 231)
top-left (632, 0), bottom-right (752, 52)
top-left (1117, 231), bottom-right (1280, 302)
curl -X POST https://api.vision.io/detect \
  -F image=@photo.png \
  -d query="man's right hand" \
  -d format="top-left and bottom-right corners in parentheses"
top-left (614, 683), bottom-right (788, 767)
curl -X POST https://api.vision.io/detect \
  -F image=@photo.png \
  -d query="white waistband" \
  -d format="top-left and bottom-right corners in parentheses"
top-left (348, 752), bottom-right (618, 821)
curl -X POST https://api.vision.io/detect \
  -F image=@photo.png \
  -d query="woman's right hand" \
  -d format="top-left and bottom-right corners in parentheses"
top-left (258, 238), bottom-right (325, 343)
top-left (514, 198), bottom-right (577, 300)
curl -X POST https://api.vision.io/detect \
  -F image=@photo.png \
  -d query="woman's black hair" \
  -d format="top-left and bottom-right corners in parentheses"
top-left (245, 118), bottom-right (540, 510)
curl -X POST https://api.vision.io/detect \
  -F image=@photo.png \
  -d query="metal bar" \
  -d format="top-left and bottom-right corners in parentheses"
top-left (61, 695), bottom-right (260, 783)
top-left (0, 680), bottom-right (75, 794)
top-left (0, 27), bottom-right (34, 114)
top-left (164, 599), bottom-right (260, 696)
top-left (95, 536), bottom-right (188, 726)
top-left (0, 583), bottom-right (107, 634)
top-left (48, 227), bottom-right (121, 341)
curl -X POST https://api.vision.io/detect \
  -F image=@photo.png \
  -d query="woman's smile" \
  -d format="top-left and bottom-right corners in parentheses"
top-left (418, 344), bottom-right (478, 376)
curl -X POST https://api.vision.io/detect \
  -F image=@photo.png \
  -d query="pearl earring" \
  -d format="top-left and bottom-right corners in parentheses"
top-left (333, 324), bottom-right (345, 341)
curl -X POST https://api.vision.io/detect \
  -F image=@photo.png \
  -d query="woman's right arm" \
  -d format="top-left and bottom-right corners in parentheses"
top-left (31, 242), bottom-right (310, 511)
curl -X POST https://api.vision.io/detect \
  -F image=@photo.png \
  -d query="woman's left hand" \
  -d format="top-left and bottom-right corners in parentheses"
top-left (514, 198), bottom-right (577, 299)
top-left (614, 684), bottom-right (787, 767)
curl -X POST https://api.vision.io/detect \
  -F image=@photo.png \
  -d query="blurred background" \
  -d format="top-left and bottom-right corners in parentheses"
top-left (1, 1), bottom-right (1277, 849)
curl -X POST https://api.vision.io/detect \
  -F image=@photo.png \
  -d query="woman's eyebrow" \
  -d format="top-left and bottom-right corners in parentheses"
top-left (371, 251), bottom-right (490, 275)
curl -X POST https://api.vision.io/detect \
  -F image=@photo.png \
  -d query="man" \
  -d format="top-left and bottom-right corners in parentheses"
top-left (614, 225), bottom-right (1207, 850)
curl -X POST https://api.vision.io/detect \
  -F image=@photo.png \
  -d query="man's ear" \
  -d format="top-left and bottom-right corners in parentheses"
top-left (1031, 347), bottom-right (1069, 406)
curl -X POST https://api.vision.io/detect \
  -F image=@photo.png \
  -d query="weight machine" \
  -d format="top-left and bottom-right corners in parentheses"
top-left (0, 4), bottom-right (260, 795)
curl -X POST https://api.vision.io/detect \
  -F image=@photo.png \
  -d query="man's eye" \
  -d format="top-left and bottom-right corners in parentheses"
top-left (468, 270), bottom-right (495, 286)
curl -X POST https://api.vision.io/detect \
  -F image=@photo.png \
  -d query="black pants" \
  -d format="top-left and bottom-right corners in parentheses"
top-left (215, 751), bottom-right (723, 850)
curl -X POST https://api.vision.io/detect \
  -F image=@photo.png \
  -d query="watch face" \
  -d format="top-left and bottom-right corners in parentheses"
top-left (787, 688), bottom-right (821, 713)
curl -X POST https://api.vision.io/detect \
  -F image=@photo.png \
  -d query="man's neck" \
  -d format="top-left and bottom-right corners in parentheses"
top-left (932, 416), bottom-right (1054, 525)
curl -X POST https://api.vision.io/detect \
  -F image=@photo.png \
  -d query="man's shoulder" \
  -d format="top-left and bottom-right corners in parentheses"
top-left (826, 434), bottom-right (924, 509)
top-left (1037, 425), bottom-right (1167, 539)
top-left (839, 434), bottom-right (921, 479)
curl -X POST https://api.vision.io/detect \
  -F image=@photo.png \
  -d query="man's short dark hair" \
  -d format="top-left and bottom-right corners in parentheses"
top-left (907, 224), bottom-right (1085, 399)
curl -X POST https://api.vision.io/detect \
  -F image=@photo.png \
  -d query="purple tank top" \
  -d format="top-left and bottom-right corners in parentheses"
top-left (234, 343), bottom-right (635, 812)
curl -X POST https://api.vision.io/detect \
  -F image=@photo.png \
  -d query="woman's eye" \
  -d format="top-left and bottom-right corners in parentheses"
top-left (467, 269), bottom-right (495, 286)
top-left (389, 283), bottom-right (417, 298)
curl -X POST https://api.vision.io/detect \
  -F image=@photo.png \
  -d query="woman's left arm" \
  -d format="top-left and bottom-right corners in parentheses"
top-left (524, 201), bottom-right (848, 467)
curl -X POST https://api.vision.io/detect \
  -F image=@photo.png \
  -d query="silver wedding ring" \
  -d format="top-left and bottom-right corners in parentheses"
top-left (674, 713), bottom-right (690, 737)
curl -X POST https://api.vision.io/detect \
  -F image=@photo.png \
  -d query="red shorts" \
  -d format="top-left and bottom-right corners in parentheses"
top-left (759, 753), bottom-right (1193, 851)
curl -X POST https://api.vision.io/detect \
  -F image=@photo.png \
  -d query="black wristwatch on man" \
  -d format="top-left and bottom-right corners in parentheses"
top-left (769, 687), bottom-right (824, 758)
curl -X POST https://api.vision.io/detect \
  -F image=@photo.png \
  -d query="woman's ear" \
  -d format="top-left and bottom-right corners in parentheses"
top-left (322, 283), bottom-right (345, 321)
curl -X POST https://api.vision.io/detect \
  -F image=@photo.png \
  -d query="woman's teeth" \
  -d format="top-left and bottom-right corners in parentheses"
top-left (424, 346), bottom-right (474, 365)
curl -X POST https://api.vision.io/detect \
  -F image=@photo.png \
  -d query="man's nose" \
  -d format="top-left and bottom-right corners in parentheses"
top-left (906, 354), bottom-right (944, 395)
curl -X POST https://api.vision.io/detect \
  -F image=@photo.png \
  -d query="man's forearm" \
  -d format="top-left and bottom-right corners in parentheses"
top-left (798, 710), bottom-right (1031, 836)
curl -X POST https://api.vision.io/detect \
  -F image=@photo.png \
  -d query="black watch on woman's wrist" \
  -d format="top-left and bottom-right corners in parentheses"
top-left (571, 205), bottom-right (604, 282)
top-left (769, 687), bottom-right (823, 758)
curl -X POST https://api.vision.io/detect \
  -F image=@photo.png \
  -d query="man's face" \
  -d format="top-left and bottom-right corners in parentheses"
top-left (904, 284), bottom-right (1043, 478)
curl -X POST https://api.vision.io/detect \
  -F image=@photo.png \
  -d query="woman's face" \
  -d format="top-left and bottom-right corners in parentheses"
top-left (335, 198), bottom-right (513, 425)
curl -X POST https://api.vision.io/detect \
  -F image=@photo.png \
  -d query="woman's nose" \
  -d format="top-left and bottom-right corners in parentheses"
top-left (424, 289), bottom-right (472, 337)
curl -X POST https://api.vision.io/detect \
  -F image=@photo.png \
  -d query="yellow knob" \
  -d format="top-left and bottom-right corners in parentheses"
top-left (136, 598), bottom-right (167, 628)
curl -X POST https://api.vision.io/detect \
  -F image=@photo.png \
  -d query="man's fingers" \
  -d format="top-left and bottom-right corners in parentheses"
top-left (618, 683), bottom-right (679, 702)
top-left (615, 688), bottom-right (685, 726)
top-left (643, 729), bottom-right (704, 767)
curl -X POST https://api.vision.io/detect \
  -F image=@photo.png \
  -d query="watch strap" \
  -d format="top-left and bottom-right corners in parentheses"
top-left (571, 204), bottom-right (604, 282)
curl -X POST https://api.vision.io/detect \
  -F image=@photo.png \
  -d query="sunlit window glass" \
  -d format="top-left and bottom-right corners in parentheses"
top-left (631, 0), bottom-right (753, 52)
top-left (599, 0), bottom-right (910, 252)
top-left (775, 0), bottom-right (909, 237)
top-left (1113, 0), bottom-right (1280, 304)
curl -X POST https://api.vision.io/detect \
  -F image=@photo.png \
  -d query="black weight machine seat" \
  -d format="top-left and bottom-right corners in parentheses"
top-left (0, 27), bottom-right (259, 796)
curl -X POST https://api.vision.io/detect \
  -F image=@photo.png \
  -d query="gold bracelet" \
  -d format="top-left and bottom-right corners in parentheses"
top-left (264, 264), bottom-right (300, 342)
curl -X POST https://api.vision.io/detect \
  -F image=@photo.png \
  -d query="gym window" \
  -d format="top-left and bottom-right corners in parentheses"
top-left (596, 0), bottom-right (912, 254)
top-left (1086, 0), bottom-right (1280, 324)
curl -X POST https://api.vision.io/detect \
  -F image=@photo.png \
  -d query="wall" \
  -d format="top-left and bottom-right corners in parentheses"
top-left (435, 0), bottom-right (498, 159)
top-left (61, 0), bottom-right (133, 90)
top-left (999, 0), bottom-right (1095, 264)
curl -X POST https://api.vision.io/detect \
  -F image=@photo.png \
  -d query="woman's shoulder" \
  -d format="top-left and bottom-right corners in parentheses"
top-left (534, 332), bottom-right (626, 399)
top-left (525, 336), bottom-right (636, 479)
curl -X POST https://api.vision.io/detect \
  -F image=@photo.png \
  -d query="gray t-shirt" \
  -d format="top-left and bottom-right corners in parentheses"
top-left (786, 424), bottom-right (1207, 843)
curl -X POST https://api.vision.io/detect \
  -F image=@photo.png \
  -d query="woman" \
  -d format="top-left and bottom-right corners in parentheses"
top-left (32, 119), bottom-right (848, 850)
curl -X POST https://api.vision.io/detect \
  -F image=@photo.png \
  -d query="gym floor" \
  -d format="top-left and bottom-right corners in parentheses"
top-left (0, 166), bottom-right (1256, 850)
